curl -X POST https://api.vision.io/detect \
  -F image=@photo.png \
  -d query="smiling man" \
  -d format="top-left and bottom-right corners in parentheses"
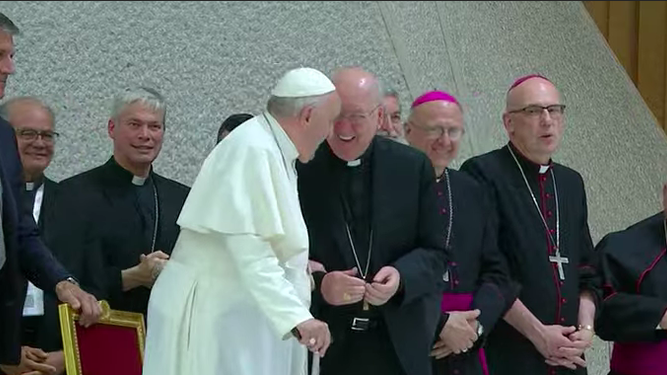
top-left (459, 75), bottom-right (602, 375)
top-left (405, 91), bottom-right (516, 375)
top-left (297, 67), bottom-right (447, 375)
top-left (53, 87), bottom-right (189, 318)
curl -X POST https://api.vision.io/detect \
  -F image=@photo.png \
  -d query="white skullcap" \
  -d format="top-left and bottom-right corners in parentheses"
top-left (271, 67), bottom-right (335, 98)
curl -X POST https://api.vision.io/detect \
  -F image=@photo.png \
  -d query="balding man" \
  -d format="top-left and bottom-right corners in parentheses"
top-left (460, 75), bottom-right (602, 375)
top-left (0, 97), bottom-right (65, 374)
top-left (298, 67), bottom-right (447, 375)
top-left (405, 91), bottom-right (516, 375)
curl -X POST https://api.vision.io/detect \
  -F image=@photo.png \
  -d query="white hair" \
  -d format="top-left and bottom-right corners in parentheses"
top-left (111, 86), bottom-right (166, 123)
top-left (266, 93), bottom-right (329, 118)
top-left (0, 96), bottom-right (55, 126)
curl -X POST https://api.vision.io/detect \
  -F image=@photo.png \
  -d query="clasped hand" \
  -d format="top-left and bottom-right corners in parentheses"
top-left (137, 251), bottom-right (170, 287)
top-left (536, 325), bottom-right (593, 370)
top-left (431, 310), bottom-right (481, 359)
top-left (320, 266), bottom-right (400, 307)
top-left (0, 347), bottom-right (64, 375)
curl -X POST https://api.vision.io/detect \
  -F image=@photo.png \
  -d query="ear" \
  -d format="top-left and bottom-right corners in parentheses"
top-left (502, 112), bottom-right (513, 135)
top-left (299, 105), bottom-right (315, 129)
top-left (108, 118), bottom-right (116, 139)
top-left (376, 105), bottom-right (385, 129)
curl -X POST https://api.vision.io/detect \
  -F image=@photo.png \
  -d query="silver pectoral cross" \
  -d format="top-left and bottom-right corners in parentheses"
top-left (549, 251), bottom-right (569, 280)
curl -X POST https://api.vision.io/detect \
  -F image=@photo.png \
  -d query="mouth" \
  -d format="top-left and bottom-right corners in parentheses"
top-left (133, 145), bottom-right (153, 152)
top-left (540, 134), bottom-right (554, 139)
top-left (337, 135), bottom-right (355, 142)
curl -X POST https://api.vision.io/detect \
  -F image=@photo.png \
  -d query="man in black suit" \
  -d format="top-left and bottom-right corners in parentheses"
top-left (0, 96), bottom-right (69, 374)
top-left (0, 12), bottom-right (101, 375)
top-left (298, 67), bottom-right (447, 375)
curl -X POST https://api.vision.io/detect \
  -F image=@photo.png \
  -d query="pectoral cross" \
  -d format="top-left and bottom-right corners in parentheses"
top-left (549, 251), bottom-right (569, 280)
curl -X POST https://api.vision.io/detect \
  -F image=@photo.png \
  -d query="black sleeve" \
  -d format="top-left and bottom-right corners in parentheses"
top-left (391, 156), bottom-right (448, 307)
top-left (472, 189), bottom-right (519, 337)
top-left (595, 235), bottom-right (667, 342)
top-left (576, 179), bottom-right (603, 316)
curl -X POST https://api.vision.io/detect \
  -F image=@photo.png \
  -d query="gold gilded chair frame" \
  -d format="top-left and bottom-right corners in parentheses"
top-left (58, 300), bottom-right (145, 375)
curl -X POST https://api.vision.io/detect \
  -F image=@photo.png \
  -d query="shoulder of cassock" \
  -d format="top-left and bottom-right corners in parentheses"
top-left (177, 115), bottom-right (296, 241)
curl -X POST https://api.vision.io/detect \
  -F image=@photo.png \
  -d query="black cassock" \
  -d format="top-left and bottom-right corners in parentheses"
top-left (433, 168), bottom-right (516, 375)
top-left (460, 142), bottom-right (602, 375)
top-left (18, 177), bottom-right (63, 353)
top-left (596, 212), bottom-right (667, 375)
top-left (299, 137), bottom-right (447, 375)
top-left (51, 157), bottom-right (189, 316)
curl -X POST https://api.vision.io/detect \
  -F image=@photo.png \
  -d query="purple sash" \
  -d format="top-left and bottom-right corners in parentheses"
top-left (610, 341), bottom-right (667, 375)
top-left (441, 293), bottom-right (490, 375)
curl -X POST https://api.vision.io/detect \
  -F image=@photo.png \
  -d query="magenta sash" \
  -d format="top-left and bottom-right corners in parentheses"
top-left (441, 293), bottom-right (490, 375)
top-left (610, 341), bottom-right (667, 375)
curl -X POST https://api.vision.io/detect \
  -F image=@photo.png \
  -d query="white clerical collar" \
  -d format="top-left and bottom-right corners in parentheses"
top-left (539, 165), bottom-right (550, 174)
top-left (132, 175), bottom-right (148, 186)
top-left (347, 159), bottom-right (361, 167)
top-left (26, 182), bottom-right (35, 191)
top-left (263, 112), bottom-right (300, 164)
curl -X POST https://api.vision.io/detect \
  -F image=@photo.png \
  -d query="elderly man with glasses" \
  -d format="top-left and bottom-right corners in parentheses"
top-left (405, 91), bottom-right (517, 375)
top-left (297, 67), bottom-right (447, 375)
top-left (459, 75), bottom-right (602, 375)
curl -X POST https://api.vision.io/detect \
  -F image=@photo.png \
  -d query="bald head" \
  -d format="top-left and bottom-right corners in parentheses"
top-left (332, 67), bottom-right (382, 105)
top-left (505, 76), bottom-right (560, 111)
top-left (328, 67), bottom-right (384, 161)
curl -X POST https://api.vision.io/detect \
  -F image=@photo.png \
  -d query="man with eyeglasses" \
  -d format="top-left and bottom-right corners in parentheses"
top-left (298, 67), bottom-right (447, 375)
top-left (460, 75), bottom-right (602, 375)
top-left (0, 96), bottom-right (68, 375)
top-left (404, 90), bottom-right (517, 375)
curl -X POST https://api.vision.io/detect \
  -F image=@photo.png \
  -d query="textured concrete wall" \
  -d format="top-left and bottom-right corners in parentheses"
top-left (5, 1), bottom-right (667, 374)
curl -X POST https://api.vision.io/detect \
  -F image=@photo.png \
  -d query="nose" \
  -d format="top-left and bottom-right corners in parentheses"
top-left (0, 55), bottom-right (14, 75)
top-left (138, 124), bottom-right (151, 139)
top-left (379, 117), bottom-right (396, 136)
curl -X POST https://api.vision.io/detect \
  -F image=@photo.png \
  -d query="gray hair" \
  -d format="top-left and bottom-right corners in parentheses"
top-left (0, 12), bottom-right (19, 36)
top-left (266, 93), bottom-right (329, 119)
top-left (111, 86), bottom-right (166, 123)
top-left (382, 85), bottom-right (399, 100)
top-left (0, 96), bottom-right (55, 127)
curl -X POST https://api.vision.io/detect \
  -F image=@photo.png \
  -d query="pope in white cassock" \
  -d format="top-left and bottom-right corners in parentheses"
top-left (141, 67), bottom-right (342, 375)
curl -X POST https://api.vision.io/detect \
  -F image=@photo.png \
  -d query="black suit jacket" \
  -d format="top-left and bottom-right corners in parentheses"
top-left (0, 118), bottom-right (70, 365)
top-left (298, 137), bottom-right (448, 375)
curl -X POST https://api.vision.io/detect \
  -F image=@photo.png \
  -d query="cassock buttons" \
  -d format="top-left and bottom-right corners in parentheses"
top-left (561, 298), bottom-right (566, 303)
top-left (453, 370), bottom-right (460, 375)
top-left (547, 211), bottom-right (552, 217)
top-left (546, 193), bottom-right (551, 199)
top-left (560, 317), bottom-right (565, 323)
top-left (441, 208), bottom-right (447, 214)
top-left (437, 191), bottom-right (443, 196)
top-left (550, 229), bottom-right (555, 234)
top-left (454, 280), bottom-right (459, 286)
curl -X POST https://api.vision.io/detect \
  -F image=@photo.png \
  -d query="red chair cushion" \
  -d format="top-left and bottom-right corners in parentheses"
top-left (75, 324), bottom-right (142, 375)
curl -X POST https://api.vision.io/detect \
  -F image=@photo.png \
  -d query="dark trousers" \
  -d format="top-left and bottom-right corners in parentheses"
top-left (319, 319), bottom-right (405, 375)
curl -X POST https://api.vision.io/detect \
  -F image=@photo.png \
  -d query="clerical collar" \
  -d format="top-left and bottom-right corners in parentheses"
top-left (132, 175), bottom-right (148, 186)
top-left (343, 137), bottom-right (376, 168)
top-left (25, 176), bottom-right (44, 191)
top-left (507, 142), bottom-right (552, 175)
top-left (106, 157), bottom-right (154, 186)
